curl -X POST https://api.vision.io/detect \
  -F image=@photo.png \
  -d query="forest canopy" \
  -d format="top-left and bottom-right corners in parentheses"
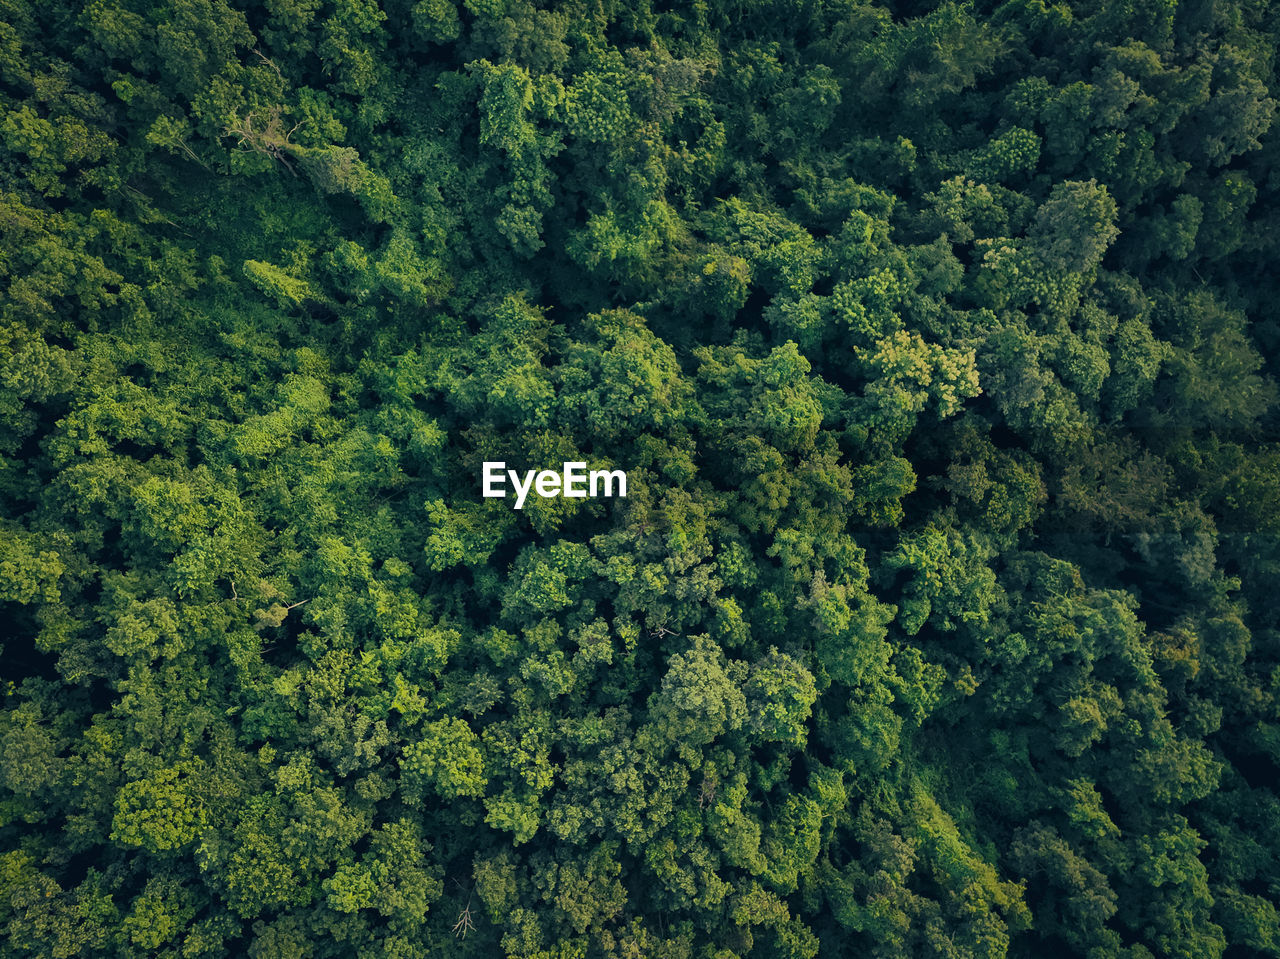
top-left (2, 0), bottom-right (1280, 956)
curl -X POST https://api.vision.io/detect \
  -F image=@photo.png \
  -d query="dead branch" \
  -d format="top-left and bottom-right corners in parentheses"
top-left (452, 905), bottom-right (476, 939)
top-left (253, 48), bottom-right (284, 81)
top-left (224, 107), bottom-right (304, 176)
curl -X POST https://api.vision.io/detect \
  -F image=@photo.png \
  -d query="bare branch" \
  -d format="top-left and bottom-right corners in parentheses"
top-left (252, 48), bottom-right (284, 80)
top-left (452, 905), bottom-right (475, 939)
top-left (224, 107), bottom-right (303, 176)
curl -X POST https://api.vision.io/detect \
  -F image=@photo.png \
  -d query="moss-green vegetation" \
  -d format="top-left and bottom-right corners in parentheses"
top-left (3, 0), bottom-right (1280, 955)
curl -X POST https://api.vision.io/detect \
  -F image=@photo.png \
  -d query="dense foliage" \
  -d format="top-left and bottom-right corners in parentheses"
top-left (3, 0), bottom-right (1280, 955)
